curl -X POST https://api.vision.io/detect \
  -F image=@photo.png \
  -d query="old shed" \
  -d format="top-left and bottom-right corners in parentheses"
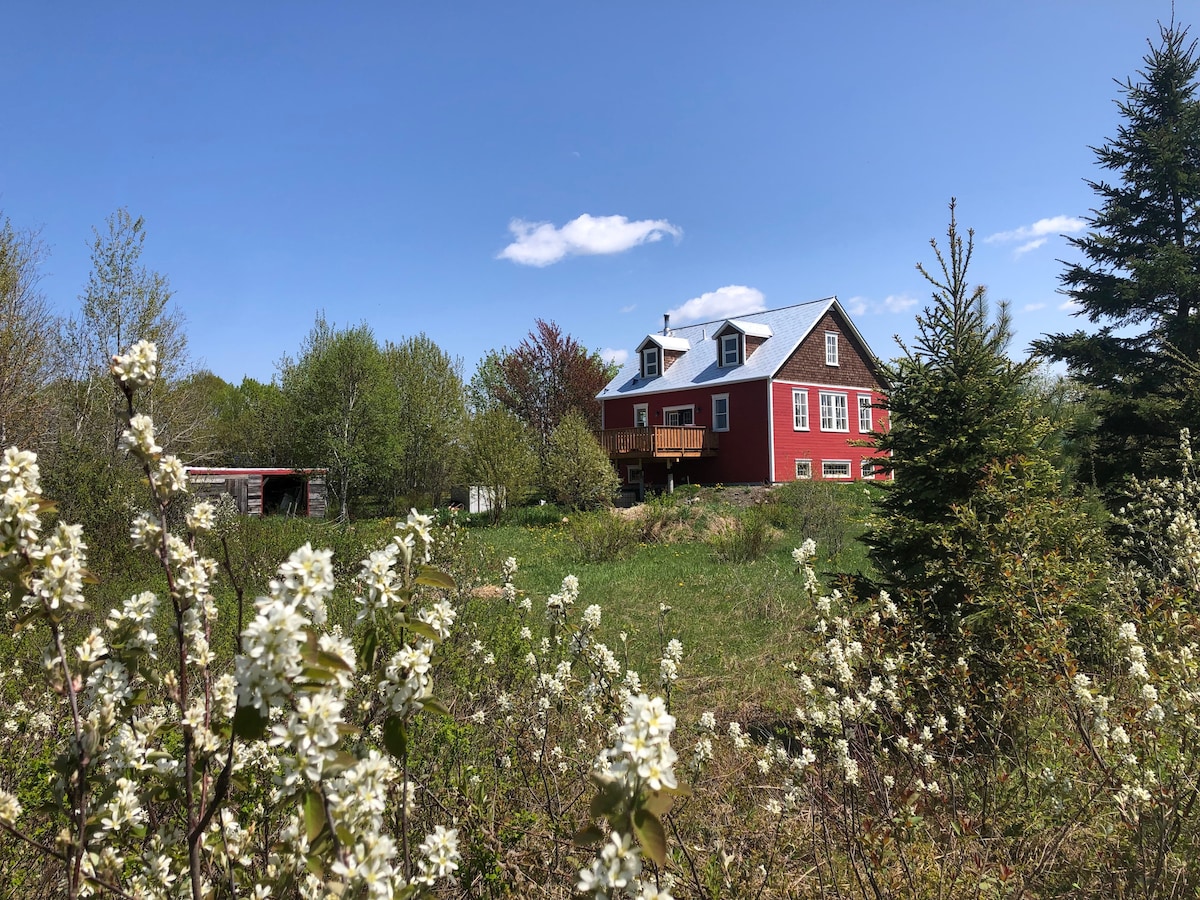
top-left (185, 467), bottom-right (328, 518)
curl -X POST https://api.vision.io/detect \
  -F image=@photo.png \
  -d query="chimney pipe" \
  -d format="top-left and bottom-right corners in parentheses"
top-left (663, 313), bottom-right (670, 335)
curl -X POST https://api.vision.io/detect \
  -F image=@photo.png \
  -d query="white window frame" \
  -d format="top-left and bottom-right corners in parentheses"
top-left (858, 394), bottom-right (872, 433)
top-left (712, 394), bottom-right (729, 432)
top-left (642, 347), bottom-right (660, 378)
top-left (720, 333), bottom-right (740, 367)
top-left (795, 459), bottom-right (812, 480)
top-left (822, 460), bottom-right (852, 479)
top-left (819, 391), bottom-right (849, 432)
top-left (628, 465), bottom-right (643, 484)
top-left (792, 389), bottom-right (809, 430)
top-left (825, 332), bottom-right (839, 366)
top-left (663, 404), bottom-right (694, 426)
top-left (634, 403), bottom-right (648, 428)
top-left (860, 458), bottom-right (874, 480)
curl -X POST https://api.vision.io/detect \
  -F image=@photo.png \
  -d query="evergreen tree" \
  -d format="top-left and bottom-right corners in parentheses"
top-left (868, 201), bottom-right (1046, 624)
top-left (1036, 21), bottom-right (1200, 491)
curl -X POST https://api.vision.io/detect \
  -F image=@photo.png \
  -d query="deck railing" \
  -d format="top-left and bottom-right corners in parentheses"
top-left (597, 425), bottom-right (717, 458)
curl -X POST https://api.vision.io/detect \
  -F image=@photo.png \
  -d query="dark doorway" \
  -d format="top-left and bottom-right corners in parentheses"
top-left (263, 474), bottom-right (307, 516)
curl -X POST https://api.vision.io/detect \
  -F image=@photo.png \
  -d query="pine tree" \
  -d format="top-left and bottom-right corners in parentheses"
top-left (868, 201), bottom-right (1046, 623)
top-left (1036, 20), bottom-right (1200, 491)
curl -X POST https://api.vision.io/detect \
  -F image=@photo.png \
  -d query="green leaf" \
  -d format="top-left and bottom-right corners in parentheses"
top-left (359, 627), bottom-right (380, 670)
top-left (589, 777), bottom-right (624, 818)
top-left (416, 566), bottom-right (456, 589)
top-left (403, 619), bottom-right (442, 643)
top-left (317, 649), bottom-right (354, 673)
top-left (422, 697), bottom-right (452, 718)
top-left (642, 790), bottom-right (674, 817)
top-left (633, 809), bottom-right (668, 867)
top-left (303, 789), bottom-right (325, 844)
top-left (382, 715), bottom-right (407, 759)
top-left (232, 704), bottom-right (269, 741)
top-left (573, 825), bottom-right (605, 846)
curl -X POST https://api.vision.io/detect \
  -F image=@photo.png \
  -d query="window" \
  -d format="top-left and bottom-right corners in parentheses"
top-left (819, 392), bottom-right (849, 431)
top-left (720, 333), bottom-right (740, 367)
top-left (634, 404), bottom-right (648, 428)
top-left (712, 394), bottom-right (729, 432)
top-left (860, 458), bottom-right (875, 480)
top-left (858, 395), bottom-right (872, 433)
top-left (795, 459), bottom-right (812, 479)
top-left (825, 332), bottom-right (839, 366)
top-left (793, 389), bottom-right (809, 430)
top-left (642, 347), bottom-right (660, 378)
top-left (822, 460), bottom-right (851, 479)
top-left (664, 405), bottom-right (694, 425)
top-left (628, 465), bottom-right (643, 484)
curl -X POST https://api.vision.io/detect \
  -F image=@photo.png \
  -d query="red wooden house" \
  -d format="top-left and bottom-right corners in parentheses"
top-left (596, 297), bottom-right (890, 493)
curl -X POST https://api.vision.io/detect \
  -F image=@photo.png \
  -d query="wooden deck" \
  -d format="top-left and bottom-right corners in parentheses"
top-left (598, 426), bottom-right (718, 459)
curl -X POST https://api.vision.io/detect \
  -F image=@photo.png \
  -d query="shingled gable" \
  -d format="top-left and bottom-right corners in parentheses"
top-left (634, 332), bottom-right (691, 377)
top-left (712, 319), bottom-right (773, 367)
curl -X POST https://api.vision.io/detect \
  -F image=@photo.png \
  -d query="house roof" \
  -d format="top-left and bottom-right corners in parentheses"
top-left (636, 333), bottom-right (692, 353)
top-left (598, 297), bottom-right (877, 400)
top-left (716, 319), bottom-right (773, 339)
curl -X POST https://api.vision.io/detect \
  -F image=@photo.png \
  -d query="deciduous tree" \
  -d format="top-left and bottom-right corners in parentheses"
top-left (383, 334), bottom-right (465, 508)
top-left (480, 320), bottom-right (614, 459)
top-left (280, 315), bottom-right (396, 520)
top-left (58, 209), bottom-right (191, 454)
top-left (545, 409), bottom-right (619, 510)
top-left (463, 406), bottom-right (537, 523)
top-left (0, 214), bottom-right (55, 450)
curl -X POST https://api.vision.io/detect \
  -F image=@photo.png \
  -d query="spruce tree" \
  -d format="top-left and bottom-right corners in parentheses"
top-left (1036, 21), bottom-right (1200, 491)
top-left (868, 201), bottom-right (1046, 625)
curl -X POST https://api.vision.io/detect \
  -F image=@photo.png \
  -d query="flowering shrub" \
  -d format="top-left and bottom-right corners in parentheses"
top-left (0, 341), bottom-right (474, 898)
top-left (7, 342), bottom-right (1200, 897)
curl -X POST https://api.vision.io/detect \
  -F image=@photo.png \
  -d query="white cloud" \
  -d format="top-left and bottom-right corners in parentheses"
top-left (845, 296), bottom-right (869, 316)
top-left (882, 294), bottom-right (918, 313)
top-left (600, 348), bottom-right (629, 367)
top-left (620, 304), bottom-right (637, 314)
top-left (1014, 238), bottom-right (1048, 257)
top-left (986, 216), bottom-right (1087, 245)
top-left (667, 285), bottom-right (766, 324)
top-left (498, 213), bottom-right (682, 267)
top-left (1023, 302), bottom-right (1047, 312)
top-left (1059, 299), bottom-right (1083, 312)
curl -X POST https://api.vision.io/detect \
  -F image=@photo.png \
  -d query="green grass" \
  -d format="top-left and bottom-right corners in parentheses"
top-left (463, 486), bottom-right (880, 716)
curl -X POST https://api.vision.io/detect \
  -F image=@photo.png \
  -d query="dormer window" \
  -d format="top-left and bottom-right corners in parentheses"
top-left (825, 332), bottom-right (839, 366)
top-left (720, 333), bottom-right (740, 367)
top-left (642, 347), bottom-right (660, 378)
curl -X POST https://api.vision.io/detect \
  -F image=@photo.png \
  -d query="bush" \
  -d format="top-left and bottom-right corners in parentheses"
top-left (767, 480), bottom-right (855, 558)
top-left (544, 410), bottom-right (619, 510)
top-left (709, 507), bottom-right (774, 562)
top-left (566, 509), bottom-right (640, 562)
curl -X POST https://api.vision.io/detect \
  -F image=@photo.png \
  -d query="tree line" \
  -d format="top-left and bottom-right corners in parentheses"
top-left (0, 209), bottom-right (617, 536)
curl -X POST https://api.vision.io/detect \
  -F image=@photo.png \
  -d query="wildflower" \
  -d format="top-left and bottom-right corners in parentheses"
top-left (417, 825), bottom-right (461, 880)
top-left (186, 501), bottom-right (216, 533)
top-left (0, 790), bottom-right (20, 826)
top-left (111, 340), bottom-right (158, 389)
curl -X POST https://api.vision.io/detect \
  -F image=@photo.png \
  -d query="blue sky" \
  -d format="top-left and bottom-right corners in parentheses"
top-left (1, 2), bottom-right (1181, 384)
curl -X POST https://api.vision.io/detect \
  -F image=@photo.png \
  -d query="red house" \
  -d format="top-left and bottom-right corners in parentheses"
top-left (596, 297), bottom-right (890, 493)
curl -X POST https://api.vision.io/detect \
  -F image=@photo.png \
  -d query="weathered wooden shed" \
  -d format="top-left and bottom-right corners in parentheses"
top-left (185, 467), bottom-right (328, 518)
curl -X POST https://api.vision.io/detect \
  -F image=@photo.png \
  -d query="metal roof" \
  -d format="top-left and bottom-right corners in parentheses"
top-left (598, 297), bottom-right (866, 400)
